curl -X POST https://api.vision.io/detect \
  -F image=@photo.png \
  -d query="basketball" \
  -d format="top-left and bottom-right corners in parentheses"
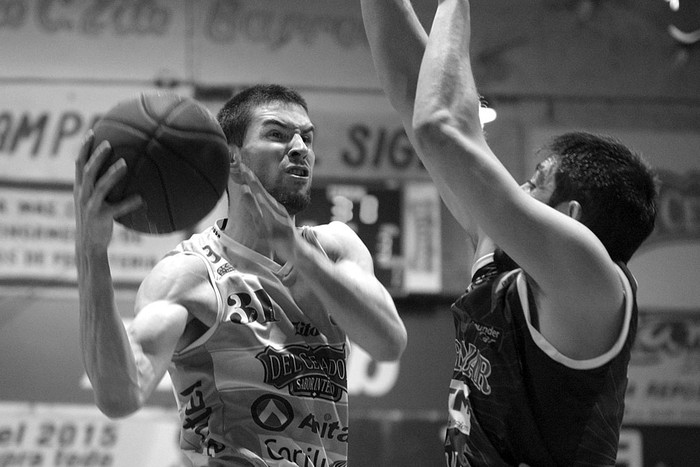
top-left (92, 91), bottom-right (230, 234)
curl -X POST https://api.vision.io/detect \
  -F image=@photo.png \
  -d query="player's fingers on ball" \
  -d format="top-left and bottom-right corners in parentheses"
top-left (74, 131), bottom-right (95, 183)
top-left (112, 195), bottom-right (143, 219)
top-left (92, 158), bottom-right (127, 201)
top-left (82, 140), bottom-right (112, 185)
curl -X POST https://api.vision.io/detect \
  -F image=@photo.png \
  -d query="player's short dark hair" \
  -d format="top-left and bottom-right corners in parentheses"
top-left (217, 84), bottom-right (309, 148)
top-left (543, 131), bottom-right (658, 263)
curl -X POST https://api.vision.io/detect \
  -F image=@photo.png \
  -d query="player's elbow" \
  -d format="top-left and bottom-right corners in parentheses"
top-left (375, 322), bottom-right (408, 362)
top-left (95, 391), bottom-right (142, 419)
top-left (412, 109), bottom-right (458, 154)
top-left (390, 326), bottom-right (409, 362)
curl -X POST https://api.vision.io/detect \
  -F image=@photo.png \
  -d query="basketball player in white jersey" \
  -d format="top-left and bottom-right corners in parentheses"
top-left (74, 84), bottom-right (407, 466)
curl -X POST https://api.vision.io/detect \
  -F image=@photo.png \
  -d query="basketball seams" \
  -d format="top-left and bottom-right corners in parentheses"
top-left (146, 137), bottom-right (223, 232)
top-left (150, 134), bottom-right (227, 194)
top-left (150, 158), bottom-right (177, 233)
top-left (93, 92), bottom-right (229, 234)
top-left (96, 118), bottom-right (154, 141)
top-left (154, 98), bottom-right (228, 197)
top-left (102, 99), bottom-right (225, 203)
top-left (145, 96), bottom-right (228, 194)
top-left (139, 92), bottom-right (181, 129)
top-left (162, 98), bottom-right (226, 139)
top-left (157, 124), bottom-right (226, 140)
top-left (140, 93), bottom-right (222, 141)
top-left (146, 136), bottom-right (221, 198)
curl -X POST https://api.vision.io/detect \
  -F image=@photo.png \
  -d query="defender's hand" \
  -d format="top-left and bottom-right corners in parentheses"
top-left (236, 162), bottom-right (299, 263)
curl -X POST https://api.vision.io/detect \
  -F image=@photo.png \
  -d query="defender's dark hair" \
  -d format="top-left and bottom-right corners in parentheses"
top-left (544, 131), bottom-right (658, 263)
top-left (216, 84), bottom-right (309, 147)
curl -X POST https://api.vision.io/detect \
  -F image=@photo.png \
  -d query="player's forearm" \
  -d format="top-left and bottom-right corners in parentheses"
top-left (77, 248), bottom-right (141, 418)
top-left (411, 0), bottom-right (497, 241)
top-left (361, 0), bottom-right (426, 121)
top-left (292, 243), bottom-right (406, 361)
top-left (413, 0), bottom-right (481, 135)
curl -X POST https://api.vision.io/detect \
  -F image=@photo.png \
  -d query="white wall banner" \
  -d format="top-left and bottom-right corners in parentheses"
top-left (191, 0), bottom-right (377, 89)
top-left (0, 402), bottom-right (182, 467)
top-left (0, 84), bottom-right (195, 289)
top-left (0, 184), bottom-right (183, 288)
top-left (0, 84), bottom-right (192, 184)
top-left (624, 310), bottom-right (700, 426)
top-left (0, 0), bottom-right (187, 83)
top-left (0, 0), bottom-right (378, 89)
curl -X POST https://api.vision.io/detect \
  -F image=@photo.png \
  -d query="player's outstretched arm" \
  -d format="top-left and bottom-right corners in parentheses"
top-left (412, 0), bottom-right (624, 359)
top-left (295, 221), bottom-right (407, 362)
top-left (238, 163), bottom-right (407, 362)
top-left (361, 0), bottom-right (479, 246)
top-left (360, 0), bottom-right (426, 137)
top-left (74, 132), bottom-right (186, 417)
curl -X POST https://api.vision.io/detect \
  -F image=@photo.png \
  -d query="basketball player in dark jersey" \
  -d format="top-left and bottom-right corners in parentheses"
top-left (362, 1), bottom-right (657, 466)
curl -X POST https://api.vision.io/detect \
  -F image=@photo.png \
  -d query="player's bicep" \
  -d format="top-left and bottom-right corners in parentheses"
top-left (126, 301), bottom-right (189, 397)
top-left (128, 254), bottom-right (209, 396)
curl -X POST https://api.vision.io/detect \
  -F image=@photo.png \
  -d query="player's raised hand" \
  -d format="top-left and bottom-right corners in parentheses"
top-left (73, 131), bottom-right (142, 250)
top-left (235, 161), bottom-right (299, 263)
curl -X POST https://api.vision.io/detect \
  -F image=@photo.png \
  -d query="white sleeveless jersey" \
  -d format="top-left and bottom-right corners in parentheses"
top-left (168, 220), bottom-right (349, 467)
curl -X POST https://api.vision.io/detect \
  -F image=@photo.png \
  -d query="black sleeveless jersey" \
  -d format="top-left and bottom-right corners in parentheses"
top-left (444, 250), bottom-right (638, 467)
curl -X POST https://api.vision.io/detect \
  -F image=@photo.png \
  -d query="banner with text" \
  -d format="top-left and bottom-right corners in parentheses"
top-left (0, 403), bottom-right (182, 467)
top-left (0, 183), bottom-right (183, 288)
top-left (624, 309), bottom-right (700, 426)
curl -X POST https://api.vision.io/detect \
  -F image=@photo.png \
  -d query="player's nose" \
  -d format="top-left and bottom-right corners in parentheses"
top-left (288, 133), bottom-right (309, 160)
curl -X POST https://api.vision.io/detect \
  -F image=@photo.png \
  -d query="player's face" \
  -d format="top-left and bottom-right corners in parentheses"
top-left (521, 156), bottom-right (558, 205)
top-left (241, 102), bottom-right (315, 215)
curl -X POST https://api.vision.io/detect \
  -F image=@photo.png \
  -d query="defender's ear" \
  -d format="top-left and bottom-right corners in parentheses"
top-left (567, 200), bottom-right (582, 221)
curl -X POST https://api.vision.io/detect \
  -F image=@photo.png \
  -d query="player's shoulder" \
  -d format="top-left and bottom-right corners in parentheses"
top-left (155, 249), bottom-right (209, 276)
top-left (137, 251), bottom-right (213, 307)
top-left (308, 221), bottom-right (371, 264)
top-left (310, 221), bottom-right (360, 242)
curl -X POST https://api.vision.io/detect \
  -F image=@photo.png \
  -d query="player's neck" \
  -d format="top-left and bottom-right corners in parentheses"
top-left (222, 205), bottom-right (275, 259)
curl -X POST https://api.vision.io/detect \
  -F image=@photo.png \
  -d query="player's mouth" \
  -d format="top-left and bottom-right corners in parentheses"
top-left (285, 166), bottom-right (310, 179)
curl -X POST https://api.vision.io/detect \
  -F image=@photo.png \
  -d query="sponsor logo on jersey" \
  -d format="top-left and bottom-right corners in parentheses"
top-left (256, 344), bottom-right (347, 402)
top-left (293, 321), bottom-right (320, 337)
top-left (472, 321), bottom-right (503, 347)
top-left (217, 262), bottom-right (234, 276)
top-left (263, 437), bottom-right (345, 467)
top-left (298, 413), bottom-right (348, 443)
top-left (453, 341), bottom-right (492, 395)
top-left (251, 394), bottom-right (295, 432)
top-left (179, 380), bottom-right (226, 456)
